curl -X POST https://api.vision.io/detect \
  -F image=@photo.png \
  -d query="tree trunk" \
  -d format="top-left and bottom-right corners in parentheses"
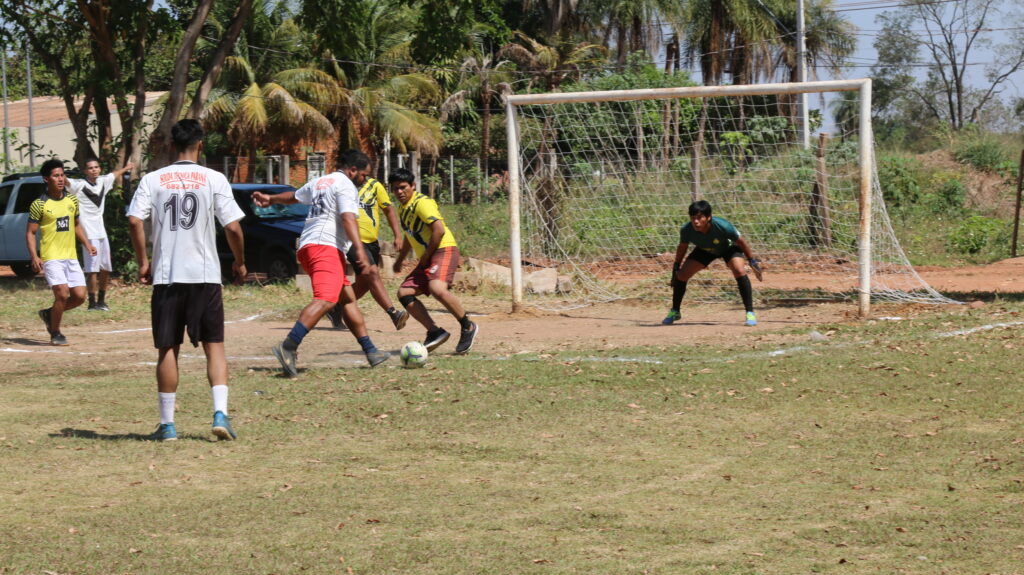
top-left (187, 0), bottom-right (254, 120)
top-left (479, 85), bottom-right (492, 205)
top-left (146, 0), bottom-right (216, 169)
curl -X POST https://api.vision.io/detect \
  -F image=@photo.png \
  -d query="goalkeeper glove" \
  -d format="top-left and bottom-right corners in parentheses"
top-left (749, 258), bottom-right (763, 282)
top-left (669, 262), bottom-right (680, 286)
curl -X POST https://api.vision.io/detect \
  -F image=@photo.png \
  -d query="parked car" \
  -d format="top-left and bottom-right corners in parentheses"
top-left (220, 183), bottom-right (307, 280)
top-left (0, 173), bottom-right (48, 278)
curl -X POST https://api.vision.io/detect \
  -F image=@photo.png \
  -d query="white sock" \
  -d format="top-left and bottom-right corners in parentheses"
top-left (211, 385), bottom-right (228, 415)
top-left (158, 392), bottom-right (176, 424)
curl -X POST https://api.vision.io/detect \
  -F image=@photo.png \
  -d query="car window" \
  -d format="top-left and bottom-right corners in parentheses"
top-left (12, 182), bottom-right (46, 214)
top-left (0, 184), bottom-right (12, 215)
top-left (252, 201), bottom-right (309, 219)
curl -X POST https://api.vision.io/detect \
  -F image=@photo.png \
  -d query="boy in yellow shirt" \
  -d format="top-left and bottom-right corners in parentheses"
top-left (27, 159), bottom-right (96, 346)
top-left (390, 168), bottom-right (478, 354)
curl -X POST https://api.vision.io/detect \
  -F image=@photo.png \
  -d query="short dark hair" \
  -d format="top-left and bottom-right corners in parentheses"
top-left (82, 157), bottom-right (101, 168)
top-left (338, 149), bottom-right (370, 170)
top-left (40, 158), bottom-right (65, 179)
top-left (171, 119), bottom-right (204, 152)
top-left (389, 168), bottom-right (415, 186)
top-left (688, 200), bottom-right (712, 218)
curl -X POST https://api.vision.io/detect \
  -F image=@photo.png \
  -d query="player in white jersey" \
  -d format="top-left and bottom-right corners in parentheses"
top-left (252, 150), bottom-right (390, 376)
top-left (127, 119), bottom-right (247, 442)
top-left (67, 157), bottom-right (134, 311)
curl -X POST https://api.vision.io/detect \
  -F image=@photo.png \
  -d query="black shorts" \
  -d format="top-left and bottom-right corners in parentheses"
top-left (151, 284), bottom-right (225, 348)
top-left (346, 240), bottom-right (381, 275)
top-left (686, 245), bottom-right (745, 267)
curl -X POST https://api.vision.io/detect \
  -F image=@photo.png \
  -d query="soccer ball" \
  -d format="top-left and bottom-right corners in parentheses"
top-left (400, 341), bottom-right (429, 368)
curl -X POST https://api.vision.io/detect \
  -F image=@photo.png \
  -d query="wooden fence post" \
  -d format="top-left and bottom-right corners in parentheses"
top-left (1013, 149), bottom-right (1024, 257)
top-left (810, 132), bottom-right (832, 249)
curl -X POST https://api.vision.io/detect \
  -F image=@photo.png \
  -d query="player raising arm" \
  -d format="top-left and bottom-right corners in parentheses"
top-left (253, 150), bottom-right (390, 377)
top-left (663, 200), bottom-right (763, 327)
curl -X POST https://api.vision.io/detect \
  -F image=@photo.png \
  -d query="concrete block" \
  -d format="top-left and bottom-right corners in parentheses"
top-left (295, 273), bottom-right (312, 294)
top-left (526, 267), bottom-right (558, 294)
top-left (452, 270), bottom-right (481, 291)
top-left (557, 275), bottom-right (574, 294)
top-left (466, 257), bottom-right (512, 286)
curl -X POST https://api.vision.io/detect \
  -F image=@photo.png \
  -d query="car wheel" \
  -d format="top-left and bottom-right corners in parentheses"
top-left (11, 263), bottom-right (37, 279)
top-left (262, 248), bottom-right (295, 280)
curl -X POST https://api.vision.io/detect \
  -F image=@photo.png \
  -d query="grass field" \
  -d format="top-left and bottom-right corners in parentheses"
top-left (2, 279), bottom-right (1024, 574)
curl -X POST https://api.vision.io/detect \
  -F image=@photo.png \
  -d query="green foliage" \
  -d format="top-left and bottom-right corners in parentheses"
top-left (877, 156), bottom-right (920, 210)
top-left (954, 137), bottom-right (1009, 174)
top-left (920, 171), bottom-right (965, 215)
top-left (947, 215), bottom-right (1009, 256)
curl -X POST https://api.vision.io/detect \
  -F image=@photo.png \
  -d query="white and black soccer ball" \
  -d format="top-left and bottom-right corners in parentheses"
top-left (400, 341), bottom-right (429, 368)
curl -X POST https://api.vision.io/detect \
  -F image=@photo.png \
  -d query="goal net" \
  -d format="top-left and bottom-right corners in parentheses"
top-left (505, 79), bottom-right (954, 314)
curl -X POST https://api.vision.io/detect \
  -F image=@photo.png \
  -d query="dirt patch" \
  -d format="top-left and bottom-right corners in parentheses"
top-left (2, 257), bottom-right (1021, 375)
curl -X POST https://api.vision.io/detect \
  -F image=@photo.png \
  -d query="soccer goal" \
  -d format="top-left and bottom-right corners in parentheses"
top-left (504, 79), bottom-right (954, 316)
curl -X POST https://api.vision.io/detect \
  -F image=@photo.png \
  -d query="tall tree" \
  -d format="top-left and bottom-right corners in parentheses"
top-left (682, 0), bottom-right (777, 86)
top-left (874, 0), bottom-right (1024, 131)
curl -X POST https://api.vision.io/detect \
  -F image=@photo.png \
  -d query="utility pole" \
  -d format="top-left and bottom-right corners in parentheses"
top-left (26, 43), bottom-right (35, 167)
top-left (797, 0), bottom-right (810, 149)
top-left (2, 44), bottom-right (10, 172)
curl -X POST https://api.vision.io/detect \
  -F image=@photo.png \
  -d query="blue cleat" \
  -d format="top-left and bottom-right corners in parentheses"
top-left (152, 422), bottom-right (177, 441)
top-left (745, 311), bottom-right (758, 327)
top-left (212, 411), bottom-right (236, 441)
top-left (661, 309), bottom-right (681, 325)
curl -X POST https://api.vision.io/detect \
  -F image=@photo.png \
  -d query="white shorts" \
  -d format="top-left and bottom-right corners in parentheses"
top-left (43, 259), bottom-right (86, 288)
top-left (83, 237), bottom-right (112, 273)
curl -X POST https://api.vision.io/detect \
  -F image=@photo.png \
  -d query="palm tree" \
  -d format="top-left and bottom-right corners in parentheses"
top-left (202, 53), bottom-right (339, 180)
top-left (498, 31), bottom-right (607, 93)
top-left (450, 45), bottom-right (516, 191)
top-left (584, 0), bottom-right (686, 67)
top-left (683, 0), bottom-right (779, 87)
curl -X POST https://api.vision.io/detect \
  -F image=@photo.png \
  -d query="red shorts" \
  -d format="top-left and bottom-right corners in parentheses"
top-left (401, 246), bottom-right (460, 292)
top-left (298, 244), bottom-right (351, 303)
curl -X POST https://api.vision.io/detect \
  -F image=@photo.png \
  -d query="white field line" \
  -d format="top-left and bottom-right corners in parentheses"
top-left (96, 312), bottom-right (269, 334)
top-left (936, 320), bottom-right (1024, 338)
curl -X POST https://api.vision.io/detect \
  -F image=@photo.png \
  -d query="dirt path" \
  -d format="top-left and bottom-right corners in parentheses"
top-left (2, 258), bottom-right (1021, 374)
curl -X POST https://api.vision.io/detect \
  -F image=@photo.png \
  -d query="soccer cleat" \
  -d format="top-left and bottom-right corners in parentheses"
top-left (366, 349), bottom-right (391, 367)
top-left (745, 311), bottom-right (758, 327)
top-left (38, 308), bottom-right (53, 335)
top-left (87, 302), bottom-right (100, 311)
top-left (50, 333), bottom-right (69, 346)
top-left (423, 328), bottom-right (451, 352)
top-left (95, 302), bottom-right (110, 312)
top-left (454, 322), bottom-right (479, 355)
top-left (212, 411), bottom-right (236, 440)
top-left (391, 309), bottom-right (409, 331)
top-left (272, 343), bottom-right (299, 377)
top-left (661, 309), bottom-right (681, 325)
top-left (152, 422), bottom-right (177, 441)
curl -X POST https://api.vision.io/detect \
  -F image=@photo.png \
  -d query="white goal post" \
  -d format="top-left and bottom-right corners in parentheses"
top-left (504, 78), bottom-right (953, 317)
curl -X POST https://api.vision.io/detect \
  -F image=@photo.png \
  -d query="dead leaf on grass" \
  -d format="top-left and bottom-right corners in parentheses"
top-left (279, 484), bottom-right (293, 492)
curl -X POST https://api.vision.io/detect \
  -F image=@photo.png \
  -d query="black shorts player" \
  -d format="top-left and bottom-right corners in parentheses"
top-left (663, 200), bottom-right (763, 327)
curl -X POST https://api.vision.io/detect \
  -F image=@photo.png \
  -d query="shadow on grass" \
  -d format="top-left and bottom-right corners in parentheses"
top-left (3, 337), bottom-right (54, 347)
top-left (940, 291), bottom-right (1024, 303)
top-left (50, 428), bottom-right (223, 442)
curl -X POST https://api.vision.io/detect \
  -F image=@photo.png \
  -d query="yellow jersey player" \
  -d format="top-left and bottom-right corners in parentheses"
top-left (390, 168), bottom-right (479, 354)
top-left (27, 159), bottom-right (97, 346)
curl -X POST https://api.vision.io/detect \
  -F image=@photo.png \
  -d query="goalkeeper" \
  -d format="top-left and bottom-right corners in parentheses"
top-left (662, 200), bottom-right (763, 327)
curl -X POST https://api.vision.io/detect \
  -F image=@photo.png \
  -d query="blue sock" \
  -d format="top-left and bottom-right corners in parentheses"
top-left (285, 322), bottom-right (309, 349)
top-left (356, 335), bottom-right (378, 354)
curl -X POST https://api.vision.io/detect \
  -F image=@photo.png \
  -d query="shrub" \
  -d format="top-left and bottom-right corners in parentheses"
top-left (947, 215), bottom-right (1008, 254)
top-left (877, 156), bottom-right (920, 210)
top-left (954, 137), bottom-right (1009, 173)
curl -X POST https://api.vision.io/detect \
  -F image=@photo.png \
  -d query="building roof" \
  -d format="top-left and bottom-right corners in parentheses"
top-left (0, 92), bottom-right (167, 128)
